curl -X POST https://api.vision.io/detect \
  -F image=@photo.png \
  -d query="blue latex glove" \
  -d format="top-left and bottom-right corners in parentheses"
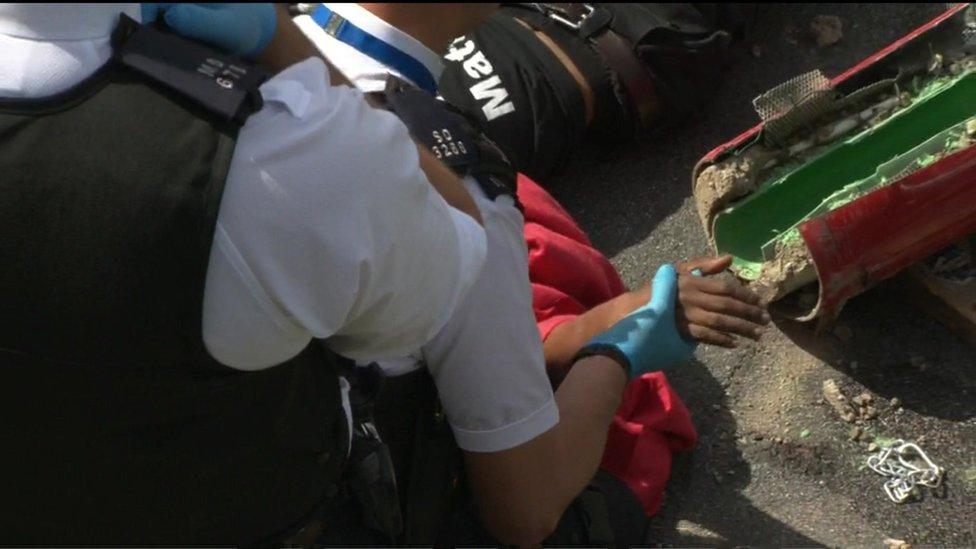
top-left (141, 3), bottom-right (276, 59)
top-left (583, 264), bottom-right (698, 378)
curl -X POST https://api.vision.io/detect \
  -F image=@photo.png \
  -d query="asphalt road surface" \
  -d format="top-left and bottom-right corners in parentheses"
top-left (547, 4), bottom-right (976, 546)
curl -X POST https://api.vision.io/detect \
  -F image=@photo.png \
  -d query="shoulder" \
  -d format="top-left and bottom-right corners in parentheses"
top-left (229, 57), bottom-right (433, 225)
top-left (213, 56), bottom-right (447, 341)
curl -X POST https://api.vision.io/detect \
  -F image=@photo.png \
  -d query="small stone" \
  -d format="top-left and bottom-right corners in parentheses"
top-left (833, 324), bottom-right (853, 343)
top-left (809, 15), bottom-right (843, 48)
top-left (884, 538), bottom-right (912, 549)
top-left (890, 397), bottom-right (902, 409)
top-left (859, 392), bottom-right (874, 405)
top-left (862, 406), bottom-right (878, 420)
top-left (849, 426), bottom-right (863, 441)
top-left (750, 43), bottom-right (762, 58)
top-left (822, 379), bottom-right (856, 423)
top-left (783, 24), bottom-right (800, 45)
top-left (867, 442), bottom-right (879, 452)
top-left (852, 395), bottom-right (863, 407)
top-left (774, 436), bottom-right (784, 444)
top-left (711, 470), bottom-right (724, 484)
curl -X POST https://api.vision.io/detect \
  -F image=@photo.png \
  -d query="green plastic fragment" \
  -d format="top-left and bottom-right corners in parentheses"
top-left (713, 70), bottom-right (976, 280)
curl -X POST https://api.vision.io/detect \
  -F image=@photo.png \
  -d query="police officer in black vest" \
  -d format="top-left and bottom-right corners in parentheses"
top-left (0, 3), bottom-right (490, 544)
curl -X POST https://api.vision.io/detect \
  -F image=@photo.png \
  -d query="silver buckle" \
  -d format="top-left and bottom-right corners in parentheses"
top-left (322, 12), bottom-right (345, 38)
top-left (547, 4), bottom-right (594, 31)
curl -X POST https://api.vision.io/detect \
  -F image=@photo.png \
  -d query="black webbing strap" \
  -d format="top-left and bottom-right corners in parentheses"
top-left (112, 13), bottom-right (267, 125)
top-left (506, 3), bottom-right (663, 128)
top-left (369, 76), bottom-right (521, 208)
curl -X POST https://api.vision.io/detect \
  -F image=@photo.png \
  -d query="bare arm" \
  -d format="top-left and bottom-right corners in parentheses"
top-left (544, 288), bottom-right (646, 379)
top-left (470, 256), bottom-right (769, 545)
top-left (463, 355), bottom-right (627, 547)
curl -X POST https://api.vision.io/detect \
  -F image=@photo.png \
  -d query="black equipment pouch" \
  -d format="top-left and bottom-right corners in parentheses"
top-left (343, 363), bottom-right (405, 542)
top-left (370, 76), bottom-right (520, 207)
top-left (112, 13), bottom-right (267, 125)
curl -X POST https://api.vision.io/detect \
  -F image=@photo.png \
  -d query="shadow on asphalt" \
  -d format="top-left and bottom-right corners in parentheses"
top-left (777, 278), bottom-right (976, 422)
top-left (645, 360), bottom-right (821, 546)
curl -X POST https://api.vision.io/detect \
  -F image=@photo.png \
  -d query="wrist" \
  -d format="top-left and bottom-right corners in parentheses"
top-left (573, 343), bottom-right (632, 379)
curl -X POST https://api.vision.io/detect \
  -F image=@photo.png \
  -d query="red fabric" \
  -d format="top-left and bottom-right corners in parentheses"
top-left (517, 173), bottom-right (698, 516)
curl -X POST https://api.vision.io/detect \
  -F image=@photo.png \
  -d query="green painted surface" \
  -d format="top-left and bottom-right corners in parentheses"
top-left (714, 71), bottom-right (976, 280)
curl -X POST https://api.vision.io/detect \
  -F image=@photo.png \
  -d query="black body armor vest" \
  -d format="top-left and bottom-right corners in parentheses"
top-left (0, 17), bottom-right (347, 544)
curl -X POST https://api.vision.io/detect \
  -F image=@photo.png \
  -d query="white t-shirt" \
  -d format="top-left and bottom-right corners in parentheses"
top-left (296, 4), bottom-right (559, 453)
top-left (0, 4), bottom-right (487, 368)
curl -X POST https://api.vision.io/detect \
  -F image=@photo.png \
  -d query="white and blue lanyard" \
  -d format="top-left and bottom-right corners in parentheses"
top-left (312, 4), bottom-right (439, 95)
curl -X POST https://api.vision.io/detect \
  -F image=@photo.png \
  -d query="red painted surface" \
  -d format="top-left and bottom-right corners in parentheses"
top-left (696, 4), bottom-right (976, 317)
top-left (699, 3), bottom-right (970, 165)
top-left (799, 145), bottom-right (976, 315)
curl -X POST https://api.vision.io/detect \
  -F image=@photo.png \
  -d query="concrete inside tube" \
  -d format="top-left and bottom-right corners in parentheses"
top-left (713, 70), bottom-right (976, 281)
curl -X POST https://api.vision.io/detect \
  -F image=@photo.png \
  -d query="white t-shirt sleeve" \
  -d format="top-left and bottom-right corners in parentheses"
top-left (422, 192), bottom-right (558, 453)
top-left (202, 58), bottom-right (486, 369)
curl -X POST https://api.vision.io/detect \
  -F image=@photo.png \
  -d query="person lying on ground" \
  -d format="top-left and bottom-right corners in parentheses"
top-left (164, 3), bottom-right (770, 545)
top-left (438, 3), bottom-right (756, 181)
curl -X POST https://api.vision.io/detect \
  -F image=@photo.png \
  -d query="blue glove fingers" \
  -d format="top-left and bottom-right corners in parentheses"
top-left (649, 263), bottom-right (678, 311)
top-left (163, 4), bottom-right (256, 56)
top-left (140, 3), bottom-right (172, 24)
top-left (146, 3), bottom-right (276, 59)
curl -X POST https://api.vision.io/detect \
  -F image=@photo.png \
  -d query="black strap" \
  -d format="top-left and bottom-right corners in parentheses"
top-left (369, 76), bottom-right (521, 208)
top-left (112, 13), bottom-right (266, 125)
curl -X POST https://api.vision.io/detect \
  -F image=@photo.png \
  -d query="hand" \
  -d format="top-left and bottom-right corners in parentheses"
top-left (141, 3), bottom-right (277, 59)
top-left (674, 255), bottom-right (769, 348)
top-left (582, 264), bottom-right (696, 378)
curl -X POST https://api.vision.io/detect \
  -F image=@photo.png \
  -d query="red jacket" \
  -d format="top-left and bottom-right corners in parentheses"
top-left (518, 173), bottom-right (698, 516)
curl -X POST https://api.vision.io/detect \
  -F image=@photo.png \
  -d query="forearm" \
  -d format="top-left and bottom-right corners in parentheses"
top-left (544, 288), bottom-right (646, 377)
top-left (464, 355), bottom-right (626, 546)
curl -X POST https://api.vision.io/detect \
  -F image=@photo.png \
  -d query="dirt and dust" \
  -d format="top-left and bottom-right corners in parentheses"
top-left (548, 4), bottom-right (975, 546)
top-left (693, 146), bottom-right (778, 236)
top-left (750, 239), bottom-right (817, 306)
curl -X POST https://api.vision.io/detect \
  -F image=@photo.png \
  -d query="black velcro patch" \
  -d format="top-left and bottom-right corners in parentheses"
top-left (380, 77), bottom-right (479, 170)
top-left (112, 14), bottom-right (267, 125)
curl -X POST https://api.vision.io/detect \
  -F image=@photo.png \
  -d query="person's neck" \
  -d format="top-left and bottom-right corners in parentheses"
top-left (358, 3), bottom-right (460, 54)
